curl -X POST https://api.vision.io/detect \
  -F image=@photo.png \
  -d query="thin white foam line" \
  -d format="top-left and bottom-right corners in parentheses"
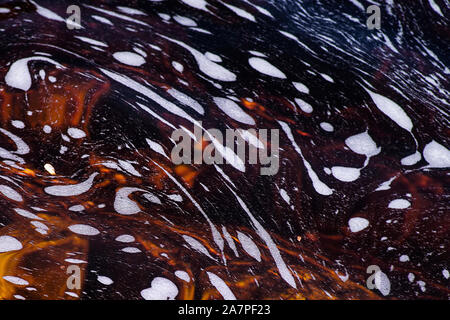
top-left (225, 185), bottom-right (297, 288)
top-left (150, 160), bottom-right (224, 253)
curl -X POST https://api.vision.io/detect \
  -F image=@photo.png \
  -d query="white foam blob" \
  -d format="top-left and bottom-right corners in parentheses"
top-left (388, 199), bottom-right (411, 209)
top-left (97, 275), bottom-right (114, 285)
top-left (320, 122), bottom-right (334, 132)
top-left (183, 235), bottom-right (213, 259)
top-left (399, 255), bottom-right (410, 262)
top-left (175, 271), bottom-right (190, 282)
top-left (0, 8), bottom-right (11, 13)
top-left (115, 234), bottom-right (135, 243)
top-left (14, 208), bottom-right (43, 220)
top-left (180, 0), bottom-right (209, 11)
top-left (293, 81), bottom-right (309, 94)
top-left (173, 15), bottom-right (197, 26)
top-left (375, 271), bottom-right (391, 296)
top-left (331, 166), bottom-right (360, 182)
top-left (345, 131), bottom-right (380, 156)
top-left (248, 57), bottom-right (286, 79)
top-left (67, 128), bottom-right (86, 139)
top-left (222, 2), bottom-right (256, 22)
top-left (141, 277), bottom-right (179, 300)
top-left (167, 88), bottom-right (204, 114)
top-left (401, 151), bottom-right (421, 166)
top-left (423, 140), bottom-right (450, 168)
top-left (320, 73), bottom-right (334, 82)
top-left (3, 276), bottom-right (29, 286)
top-left (364, 88), bottom-right (413, 132)
top-left (205, 52), bottom-right (222, 62)
top-left (121, 247), bottom-right (142, 253)
top-left (206, 272), bottom-right (236, 300)
top-left (43, 125), bottom-right (52, 133)
top-left (92, 15), bottom-right (113, 25)
top-left (0, 185), bottom-right (23, 202)
top-left (11, 120), bottom-right (25, 129)
top-left (213, 97), bottom-right (255, 125)
top-left (113, 51), bottom-right (146, 66)
top-left (295, 98), bottom-right (313, 113)
top-left (68, 224), bottom-right (100, 236)
top-left (45, 173), bottom-right (98, 196)
top-left (279, 188), bottom-right (290, 204)
top-left (0, 236), bottom-right (23, 253)
top-left (348, 217), bottom-right (369, 232)
top-left (171, 61), bottom-right (184, 73)
top-left (117, 6), bottom-right (146, 15)
top-left (5, 56), bottom-right (63, 91)
top-left (237, 231), bottom-right (261, 262)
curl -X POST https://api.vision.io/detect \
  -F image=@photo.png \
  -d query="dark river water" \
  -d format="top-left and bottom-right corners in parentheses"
top-left (0, 0), bottom-right (448, 299)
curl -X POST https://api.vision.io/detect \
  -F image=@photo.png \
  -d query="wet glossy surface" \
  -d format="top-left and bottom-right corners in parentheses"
top-left (0, 0), bottom-right (448, 299)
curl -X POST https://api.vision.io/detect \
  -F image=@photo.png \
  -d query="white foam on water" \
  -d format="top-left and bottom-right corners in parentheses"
top-left (237, 231), bottom-right (261, 262)
top-left (423, 140), bottom-right (450, 168)
top-left (408, 273), bottom-right (415, 282)
top-left (113, 51), bottom-right (146, 66)
top-left (3, 276), bottom-right (29, 286)
top-left (5, 56), bottom-right (63, 91)
top-left (68, 224), bottom-right (100, 236)
top-left (172, 61), bottom-right (184, 73)
top-left (364, 88), bottom-right (413, 132)
top-left (320, 73), bottom-right (334, 83)
top-left (205, 52), bottom-right (222, 62)
top-left (428, 0), bottom-right (444, 16)
top-left (227, 187), bottom-right (297, 288)
top-left (0, 185), bottom-right (23, 202)
top-left (331, 166), bottom-right (360, 182)
top-left (146, 138), bottom-right (168, 158)
top-left (69, 205), bottom-right (84, 212)
top-left (213, 97), bottom-right (255, 125)
top-left (375, 176), bottom-right (396, 191)
top-left (65, 292), bottom-right (79, 298)
top-left (375, 271), bottom-right (391, 296)
top-left (100, 69), bottom-right (193, 122)
top-left (92, 15), bottom-right (113, 25)
top-left (160, 35), bottom-right (236, 82)
top-left (320, 122), bottom-right (334, 132)
top-left (0, 236), bottom-right (23, 253)
top-left (222, 226), bottom-right (239, 257)
top-left (348, 217), bottom-right (369, 232)
top-left (158, 13), bottom-right (170, 21)
top-left (221, 1), bottom-right (256, 22)
top-left (401, 151), bottom-right (422, 166)
top-left (43, 125), bottom-right (52, 133)
top-left (248, 57), bottom-right (286, 79)
top-left (173, 15), bottom-right (197, 26)
top-left (183, 235), bottom-right (214, 259)
top-left (67, 128), bottom-right (86, 139)
top-left (113, 187), bottom-right (145, 215)
top-left (141, 277), bottom-right (179, 300)
top-left (0, 8), bottom-right (11, 13)
top-left (85, 5), bottom-right (149, 26)
top-left (248, 50), bottom-right (266, 57)
top-left (293, 81), bottom-right (309, 94)
top-left (180, 0), bottom-right (209, 11)
top-left (345, 131), bottom-right (380, 157)
top-left (65, 258), bottom-right (86, 264)
top-left (167, 88), bottom-right (204, 114)
top-left (118, 160), bottom-right (141, 177)
top-left (133, 47), bottom-right (147, 57)
top-left (443, 269), bottom-right (449, 279)
top-left (294, 98), bottom-right (313, 113)
top-left (279, 188), bottom-right (290, 204)
top-left (117, 6), bottom-right (146, 15)
top-left (115, 234), bottom-right (135, 243)
top-left (30, 0), bottom-right (82, 29)
top-left (206, 272), bottom-right (236, 300)
top-left (14, 208), bottom-right (42, 220)
top-left (121, 247), bottom-right (141, 253)
top-left (97, 276), bottom-right (114, 285)
top-left (175, 271), bottom-right (190, 282)
top-left (11, 120), bottom-right (25, 129)
top-left (0, 128), bottom-right (29, 155)
top-left (279, 121), bottom-right (333, 196)
top-left (74, 37), bottom-right (107, 50)
top-left (388, 199), bottom-right (411, 209)
top-left (45, 173), bottom-right (98, 196)
top-left (399, 255), bottom-right (410, 262)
